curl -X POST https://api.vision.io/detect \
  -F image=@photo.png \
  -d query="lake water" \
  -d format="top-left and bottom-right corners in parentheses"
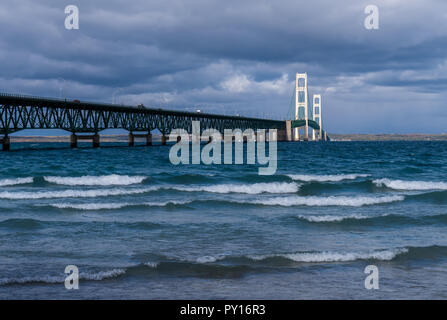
top-left (1, 141), bottom-right (447, 299)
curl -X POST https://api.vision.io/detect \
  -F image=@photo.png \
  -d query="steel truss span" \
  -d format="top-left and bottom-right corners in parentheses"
top-left (0, 94), bottom-right (285, 135)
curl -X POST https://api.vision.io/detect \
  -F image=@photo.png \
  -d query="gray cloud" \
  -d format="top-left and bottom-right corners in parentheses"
top-left (1, 0), bottom-right (447, 133)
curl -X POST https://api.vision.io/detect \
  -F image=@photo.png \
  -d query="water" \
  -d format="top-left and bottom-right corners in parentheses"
top-left (1, 141), bottom-right (447, 299)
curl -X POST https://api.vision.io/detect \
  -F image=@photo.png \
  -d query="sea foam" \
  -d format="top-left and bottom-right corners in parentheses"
top-left (373, 178), bottom-right (447, 190)
top-left (245, 195), bottom-right (404, 207)
top-left (296, 214), bottom-right (372, 222)
top-left (44, 175), bottom-right (146, 186)
top-left (0, 268), bottom-right (126, 286)
top-left (0, 177), bottom-right (33, 187)
top-left (51, 200), bottom-right (191, 210)
top-left (287, 174), bottom-right (369, 182)
top-left (170, 182), bottom-right (299, 194)
top-left (0, 187), bottom-right (159, 200)
top-left (248, 248), bottom-right (408, 263)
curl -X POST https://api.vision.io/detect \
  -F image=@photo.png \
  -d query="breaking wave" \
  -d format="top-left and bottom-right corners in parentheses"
top-left (44, 175), bottom-right (147, 186)
top-left (4, 246), bottom-right (447, 285)
top-left (170, 182), bottom-right (299, 194)
top-left (296, 214), bottom-right (374, 222)
top-left (51, 200), bottom-right (192, 210)
top-left (0, 187), bottom-right (159, 200)
top-left (246, 248), bottom-right (409, 263)
top-left (0, 177), bottom-right (33, 187)
top-left (245, 195), bottom-right (404, 207)
top-left (143, 262), bottom-right (160, 268)
top-left (373, 178), bottom-right (447, 191)
top-left (0, 268), bottom-right (126, 286)
top-left (287, 174), bottom-right (369, 182)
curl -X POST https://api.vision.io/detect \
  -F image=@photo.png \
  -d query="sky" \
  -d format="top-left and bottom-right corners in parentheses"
top-left (1, 0), bottom-right (447, 134)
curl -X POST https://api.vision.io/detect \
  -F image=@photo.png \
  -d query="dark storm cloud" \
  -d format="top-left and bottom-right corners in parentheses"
top-left (1, 0), bottom-right (447, 132)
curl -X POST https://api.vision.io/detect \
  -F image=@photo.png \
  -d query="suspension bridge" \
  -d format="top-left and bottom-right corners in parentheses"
top-left (0, 73), bottom-right (328, 150)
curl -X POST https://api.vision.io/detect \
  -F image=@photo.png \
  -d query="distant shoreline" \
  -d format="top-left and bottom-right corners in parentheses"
top-left (330, 134), bottom-right (447, 141)
top-left (6, 133), bottom-right (447, 142)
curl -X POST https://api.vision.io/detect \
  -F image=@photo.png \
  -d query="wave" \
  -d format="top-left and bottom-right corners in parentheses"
top-left (44, 175), bottom-right (147, 186)
top-left (374, 178), bottom-right (447, 190)
top-left (51, 200), bottom-right (192, 210)
top-left (287, 174), bottom-right (369, 182)
top-left (245, 195), bottom-right (404, 207)
top-left (0, 177), bottom-right (33, 187)
top-left (246, 248), bottom-right (408, 263)
top-left (0, 182), bottom-right (298, 200)
top-left (296, 214), bottom-right (374, 222)
top-left (0, 187), bottom-right (159, 200)
top-left (80, 269), bottom-right (126, 280)
top-left (143, 262), bottom-right (160, 268)
top-left (0, 268), bottom-right (126, 286)
top-left (5, 246), bottom-right (447, 285)
top-left (194, 246), bottom-right (447, 266)
top-left (294, 214), bottom-right (424, 226)
top-left (170, 182), bottom-right (299, 194)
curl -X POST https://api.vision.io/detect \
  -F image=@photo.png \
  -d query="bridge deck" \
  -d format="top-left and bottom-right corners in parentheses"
top-left (0, 93), bottom-right (285, 135)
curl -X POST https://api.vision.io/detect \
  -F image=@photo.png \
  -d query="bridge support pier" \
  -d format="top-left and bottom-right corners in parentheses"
top-left (128, 133), bottom-right (135, 147)
top-left (73, 133), bottom-right (100, 148)
top-left (304, 124), bottom-right (308, 141)
top-left (285, 120), bottom-right (292, 142)
top-left (129, 132), bottom-right (153, 146)
top-left (1, 135), bottom-right (10, 151)
top-left (70, 133), bottom-right (77, 148)
top-left (293, 128), bottom-right (299, 141)
top-left (92, 134), bottom-right (100, 148)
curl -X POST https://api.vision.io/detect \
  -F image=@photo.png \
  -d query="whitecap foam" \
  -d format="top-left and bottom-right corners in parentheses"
top-left (249, 248), bottom-right (408, 263)
top-left (171, 182), bottom-right (299, 194)
top-left (0, 177), bottom-right (33, 187)
top-left (246, 195), bottom-right (404, 207)
top-left (287, 174), bottom-right (369, 182)
top-left (196, 255), bottom-right (223, 263)
top-left (80, 269), bottom-right (126, 280)
top-left (296, 214), bottom-right (371, 222)
top-left (0, 187), bottom-right (159, 200)
top-left (52, 203), bottom-right (130, 210)
top-left (0, 268), bottom-right (125, 286)
top-left (143, 262), bottom-right (159, 268)
top-left (373, 178), bottom-right (447, 190)
top-left (44, 175), bottom-right (146, 186)
top-left (51, 200), bottom-right (192, 210)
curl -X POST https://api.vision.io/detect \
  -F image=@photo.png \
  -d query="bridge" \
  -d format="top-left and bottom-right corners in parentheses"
top-left (0, 93), bottom-right (288, 150)
top-left (286, 73), bottom-right (328, 141)
top-left (0, 73), bottom-right (328, 151)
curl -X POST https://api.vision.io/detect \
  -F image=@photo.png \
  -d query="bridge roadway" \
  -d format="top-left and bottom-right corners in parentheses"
top-left (0, 93), bottom-right (327, 150)
top-left (0, 93), bottom-right (288, 150)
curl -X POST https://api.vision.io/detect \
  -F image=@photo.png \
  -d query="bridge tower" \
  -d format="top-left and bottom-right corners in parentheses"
top-left (295, 73), bottom-right (308, 141)
top-left (312, 94), bottom-right (322, 141)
